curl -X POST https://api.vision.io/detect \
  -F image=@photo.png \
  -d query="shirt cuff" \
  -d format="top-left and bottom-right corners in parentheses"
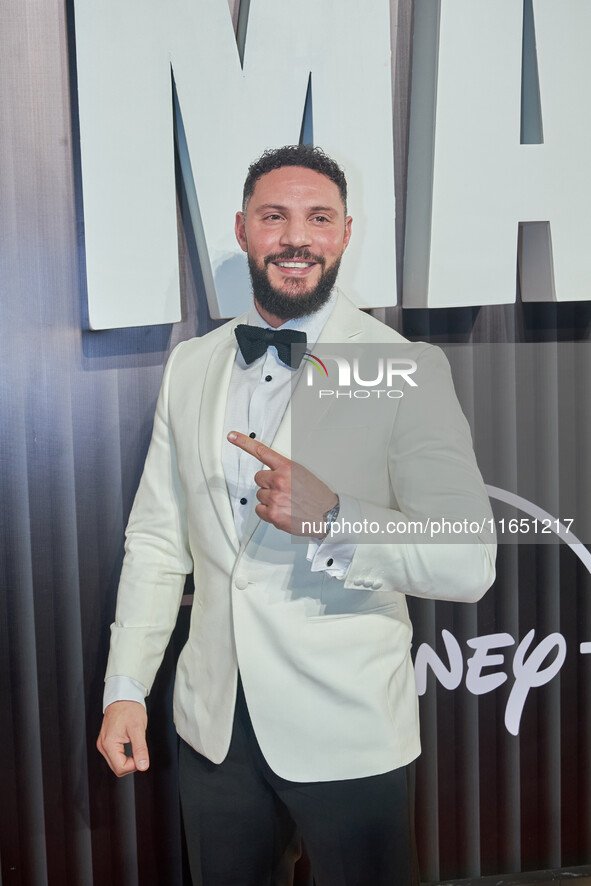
top-left (103, 675), bottom-right (148, 713)
top-left (306, 494), bottom-right (361, 579)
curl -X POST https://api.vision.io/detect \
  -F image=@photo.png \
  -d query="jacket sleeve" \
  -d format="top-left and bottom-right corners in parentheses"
top-left (341, 344), bottom-right (496, 602)
top-left (105, 341), bottom-right (193, 691)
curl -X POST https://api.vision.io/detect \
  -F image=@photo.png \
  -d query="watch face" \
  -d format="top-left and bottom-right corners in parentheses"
top-left (325, 505), bottom-right (339, 523)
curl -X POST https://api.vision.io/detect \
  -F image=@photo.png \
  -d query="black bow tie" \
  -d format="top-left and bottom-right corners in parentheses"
top-left (234, 325), bottom-right (307, 369)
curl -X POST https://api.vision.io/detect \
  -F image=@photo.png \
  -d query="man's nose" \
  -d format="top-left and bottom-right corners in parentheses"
top-left (280, 217), bottom-right (311, 248)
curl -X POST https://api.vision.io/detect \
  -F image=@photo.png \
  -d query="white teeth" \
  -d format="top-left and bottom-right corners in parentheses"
top-left (276, 261), bottom-right (312, 268)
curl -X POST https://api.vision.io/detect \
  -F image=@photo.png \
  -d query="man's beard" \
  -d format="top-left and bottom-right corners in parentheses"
top-left (247, 248), bottom-right (342, 321)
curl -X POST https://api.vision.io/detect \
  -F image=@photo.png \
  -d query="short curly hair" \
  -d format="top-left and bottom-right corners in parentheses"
top-left (242, 145), bottom-right (348, 212)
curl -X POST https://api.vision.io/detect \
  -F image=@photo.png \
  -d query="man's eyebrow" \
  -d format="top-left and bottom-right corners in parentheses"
top-left (254, 203), bottom-right (338, 214)
top-left (254, 203), bottom-right (288, 213)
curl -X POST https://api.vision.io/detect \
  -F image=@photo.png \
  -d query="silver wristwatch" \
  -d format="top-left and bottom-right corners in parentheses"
top-left (323, 498), bottom-right (340, 536)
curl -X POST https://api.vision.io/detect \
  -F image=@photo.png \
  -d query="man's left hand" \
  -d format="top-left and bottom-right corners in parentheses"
top-left (227, 431), bottom-right (337, 537)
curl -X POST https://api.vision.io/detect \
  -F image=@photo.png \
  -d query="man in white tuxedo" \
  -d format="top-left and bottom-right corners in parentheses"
top-left (97, 145), bottom-right (496, 885)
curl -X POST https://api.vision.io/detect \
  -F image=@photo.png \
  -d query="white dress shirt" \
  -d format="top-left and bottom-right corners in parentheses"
top-left (104, 290), bottom-right (360, 710)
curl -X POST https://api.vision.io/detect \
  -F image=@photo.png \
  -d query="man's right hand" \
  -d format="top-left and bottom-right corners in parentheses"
top-left (97, 701), bottom-right (149, 777)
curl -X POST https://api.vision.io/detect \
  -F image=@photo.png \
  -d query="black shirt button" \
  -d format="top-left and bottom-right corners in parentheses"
top-left (326, 558), bottom-right (334, 567)
top-left (240, 497), bottom-right (248, 505)
top-left (249, 432), bottom-right (256, 438)
top-left (265, 375), bottom-right (272, 382)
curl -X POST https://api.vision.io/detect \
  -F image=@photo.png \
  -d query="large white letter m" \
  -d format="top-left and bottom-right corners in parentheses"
top-left (73, 0), bottom-right (396, 329)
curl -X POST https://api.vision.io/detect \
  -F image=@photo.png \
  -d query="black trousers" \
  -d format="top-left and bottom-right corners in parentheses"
top-left (179, 681), bottom-right (418, 886)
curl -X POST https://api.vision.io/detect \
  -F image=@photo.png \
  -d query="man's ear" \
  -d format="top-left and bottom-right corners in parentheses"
top-left (343, 216), bottom-right (353, 250)
top-left (235, 211), bottom-right (248, 253)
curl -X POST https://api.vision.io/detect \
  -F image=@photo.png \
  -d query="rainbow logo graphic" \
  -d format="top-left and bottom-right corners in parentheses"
top-left (303, 352), bottom-right (329, 377)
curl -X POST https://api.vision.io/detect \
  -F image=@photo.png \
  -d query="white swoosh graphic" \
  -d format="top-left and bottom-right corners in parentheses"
top-left (485, 484), bottom-right (591, 575)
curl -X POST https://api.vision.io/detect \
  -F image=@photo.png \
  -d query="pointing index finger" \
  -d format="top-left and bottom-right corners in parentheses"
top-left (227, 431), bottom-right (288, 470)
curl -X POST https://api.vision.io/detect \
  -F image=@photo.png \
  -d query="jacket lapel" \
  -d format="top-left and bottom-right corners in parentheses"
top-left (199, 320), bottom-right (243, 554)
top-left (274, 290), bottom-right (367, 454)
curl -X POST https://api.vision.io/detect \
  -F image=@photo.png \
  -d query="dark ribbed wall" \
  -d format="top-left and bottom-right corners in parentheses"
top-left (1, 0), bottom-right (590, 883)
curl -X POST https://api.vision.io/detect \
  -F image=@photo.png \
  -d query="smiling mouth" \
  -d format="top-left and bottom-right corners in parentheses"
top-left (265, 250), bottom-right (324, 272)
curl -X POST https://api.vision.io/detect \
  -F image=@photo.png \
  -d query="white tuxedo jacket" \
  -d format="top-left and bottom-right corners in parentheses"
top-left (106, 291), bottom-right (496, 782)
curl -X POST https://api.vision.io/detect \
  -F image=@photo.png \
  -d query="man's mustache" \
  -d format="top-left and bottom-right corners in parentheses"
top-left (264, 249), bottom-right (325, 267)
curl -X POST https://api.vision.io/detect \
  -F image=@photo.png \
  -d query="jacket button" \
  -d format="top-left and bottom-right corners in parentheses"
top-left (353, 578), bottom-right (363, 587)
top-left (372, 581), bottom-right (383, 590)
top-left (363, 579), bottom-right (374, 588)
top-left (235, 576), bottom-right (248, 590)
